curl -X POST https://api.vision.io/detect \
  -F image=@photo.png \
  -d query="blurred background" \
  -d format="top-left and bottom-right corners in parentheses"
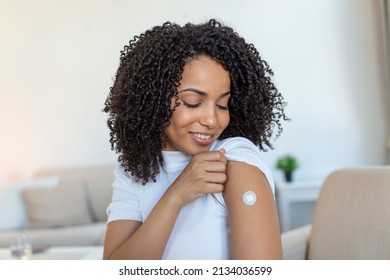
top-left (1, 0), bottom-right (389, 184)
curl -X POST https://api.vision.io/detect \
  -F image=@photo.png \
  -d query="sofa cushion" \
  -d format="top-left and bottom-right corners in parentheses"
top-left (32, 165), bottom-right (115, 223)
top-left (22, 179), bottom-right (93, 229)
top-left (308, 167), bottom-right (390, 259)
top-left (79, 166), bottom-right (114, 222)
top-left (0, 177), bottom-right (60, 230)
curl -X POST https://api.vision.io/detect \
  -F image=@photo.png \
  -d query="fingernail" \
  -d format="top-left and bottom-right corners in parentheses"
top-left (219, 149), bottom-right (226, 154)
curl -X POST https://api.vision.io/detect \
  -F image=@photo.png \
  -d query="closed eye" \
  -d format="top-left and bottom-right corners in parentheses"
top-left (217, 104), bottom-right (228, 110)
top-left (182, 101), bottom-right (228, 110)
top-left (182, 101), bottom-right (200, 108)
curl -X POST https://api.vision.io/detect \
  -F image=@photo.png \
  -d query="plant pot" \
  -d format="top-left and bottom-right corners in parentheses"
top-left (284, 172), bottom-right (293, 182)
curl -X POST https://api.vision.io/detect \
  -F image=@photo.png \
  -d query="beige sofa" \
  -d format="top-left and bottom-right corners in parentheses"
top-left (281, 166), bottom-right (390, 259)
top-left (0, 165), bottom-right (115, 248)
top-left (7, 164), bottom-right (388, 259)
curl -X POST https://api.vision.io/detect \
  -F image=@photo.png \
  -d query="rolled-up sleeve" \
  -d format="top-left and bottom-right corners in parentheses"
top-left (214, 137), bottom-right (275, 195)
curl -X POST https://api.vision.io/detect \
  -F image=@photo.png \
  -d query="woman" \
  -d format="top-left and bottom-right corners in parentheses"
top-left (103, 19), bottom-right (288, 259)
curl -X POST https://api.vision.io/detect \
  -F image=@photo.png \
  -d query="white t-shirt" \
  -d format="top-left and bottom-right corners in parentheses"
top-left (106, 137), bottom-right (275, 259)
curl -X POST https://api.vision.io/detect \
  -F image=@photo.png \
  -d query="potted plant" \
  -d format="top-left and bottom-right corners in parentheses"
top-left (276, 154), bottom-right (299, 182)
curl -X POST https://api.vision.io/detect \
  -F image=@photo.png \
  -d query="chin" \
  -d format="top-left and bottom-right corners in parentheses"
top-left (187, 146), bottom-right (213, 156)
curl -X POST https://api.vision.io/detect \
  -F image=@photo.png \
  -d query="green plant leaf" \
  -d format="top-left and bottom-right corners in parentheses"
top-left (276, 154), bottom-right (299, 173)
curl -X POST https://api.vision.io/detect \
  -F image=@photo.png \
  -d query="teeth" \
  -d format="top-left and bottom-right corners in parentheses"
top-left (193, 133), bottom-right (212, 140)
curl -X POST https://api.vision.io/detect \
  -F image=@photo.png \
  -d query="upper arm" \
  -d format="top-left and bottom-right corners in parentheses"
top-left (103, 220), bottom-right (141, 259)
top-left (223, 161), bottom-right (282, 259)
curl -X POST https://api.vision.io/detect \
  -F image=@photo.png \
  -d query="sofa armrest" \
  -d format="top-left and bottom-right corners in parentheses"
top-left (281, 224), bottom-right (311, 260)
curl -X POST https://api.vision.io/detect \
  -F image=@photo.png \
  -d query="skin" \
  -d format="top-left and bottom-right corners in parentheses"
top-left (103, 55), bottom-right (282, 259)
top-left (164, 56), bottom-right (231, 155)
top-left (224, 161), bottom-right (282, 259)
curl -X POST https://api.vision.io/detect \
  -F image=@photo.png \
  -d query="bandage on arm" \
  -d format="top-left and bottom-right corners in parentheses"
top-left (223, 161), bottom-right (282, 259)
top-left (242, 191), bottom-right (257, 206)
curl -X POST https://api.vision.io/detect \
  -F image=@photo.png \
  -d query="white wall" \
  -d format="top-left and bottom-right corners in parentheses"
top-left (0, 0), bottom-right (387, 183)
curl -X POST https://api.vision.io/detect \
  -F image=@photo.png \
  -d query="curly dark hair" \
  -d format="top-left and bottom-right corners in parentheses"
top-left (103, 19), bottom-right (288, 184)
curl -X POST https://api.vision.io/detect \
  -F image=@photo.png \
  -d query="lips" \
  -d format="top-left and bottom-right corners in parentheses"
top-left (190, 132), bottom-right (216, 145)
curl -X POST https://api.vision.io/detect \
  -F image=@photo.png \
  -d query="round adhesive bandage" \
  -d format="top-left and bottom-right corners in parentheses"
top-left (242, 191), bottom-right (257, 206)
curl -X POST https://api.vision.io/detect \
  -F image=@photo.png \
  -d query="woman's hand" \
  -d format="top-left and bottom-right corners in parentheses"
top-left (167, 150), bottom-right (227, 207)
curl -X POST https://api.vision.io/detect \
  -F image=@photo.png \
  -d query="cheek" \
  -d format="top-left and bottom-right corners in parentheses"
top-left (221, 112), bottom-right (230, 129)
top-left (170, 107), bottom-right (196, 128)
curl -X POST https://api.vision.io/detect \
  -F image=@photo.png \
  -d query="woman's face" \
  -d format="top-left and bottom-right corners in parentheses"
top-left (164, 55), bottom-right (231, 155)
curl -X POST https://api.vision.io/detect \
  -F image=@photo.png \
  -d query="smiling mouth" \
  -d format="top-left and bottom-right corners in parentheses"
top-left (192, 133), bottom-right (213, 140)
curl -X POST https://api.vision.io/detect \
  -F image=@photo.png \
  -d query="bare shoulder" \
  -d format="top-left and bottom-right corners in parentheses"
top-left (223, 161), bottom-right (274, 213)
top-left (223, 161), bottom-right (282, 259)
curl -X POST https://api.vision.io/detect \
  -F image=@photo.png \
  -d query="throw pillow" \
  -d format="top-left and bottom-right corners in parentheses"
top-left (22, 178), bottom-right (93, 228)
top-left (0, 177), bottom-right (59, 230)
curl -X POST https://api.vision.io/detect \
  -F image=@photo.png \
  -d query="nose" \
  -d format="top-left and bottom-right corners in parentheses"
top-left (199, 105), bottom-right (217, 128)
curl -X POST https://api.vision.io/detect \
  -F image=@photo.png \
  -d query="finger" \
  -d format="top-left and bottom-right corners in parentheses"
top-left (196, 151), bottom-right (227, 163)
top-left (203, 172), bottom-right (227, 184)
top-left (205, 182), bottom-right (224, 194)
top-left (202, 161), bottom-right (227, 173)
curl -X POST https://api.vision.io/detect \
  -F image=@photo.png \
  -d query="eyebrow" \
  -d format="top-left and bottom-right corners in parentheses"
top-left (178, 88), bottom-right (230, 97)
